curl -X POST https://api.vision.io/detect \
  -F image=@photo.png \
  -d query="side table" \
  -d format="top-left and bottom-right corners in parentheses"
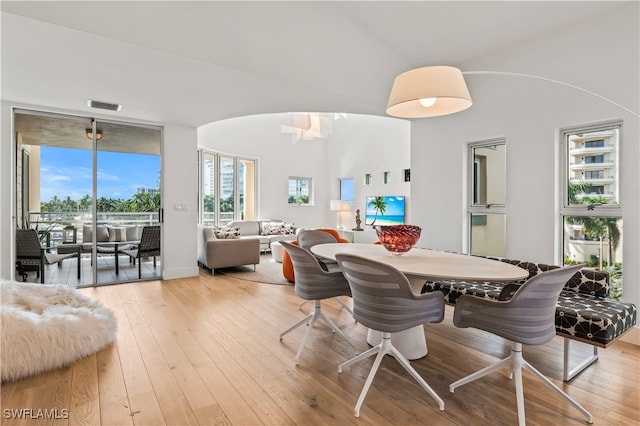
top-left (271, 241), bottom-right (284, 263)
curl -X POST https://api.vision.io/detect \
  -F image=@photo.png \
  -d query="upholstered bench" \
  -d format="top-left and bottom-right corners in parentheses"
top-left (422, 257), bottom-right (637, 381)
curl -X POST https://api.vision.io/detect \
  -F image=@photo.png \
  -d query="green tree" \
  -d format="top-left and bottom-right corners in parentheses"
top-left (61, 195), bottom-right (76, 212)
top-left (203, 195), bottom-right (215, 212)
top-left (78, 194), bottom-right (92, 211)
top-left (567, 180), bottom-right (591, 205)
top-left (220, 195), bottom-right (234, 212)
top-left (367, 196), bottom-right (387, 226)
top-left (566, 182), bottom-right (621, 265)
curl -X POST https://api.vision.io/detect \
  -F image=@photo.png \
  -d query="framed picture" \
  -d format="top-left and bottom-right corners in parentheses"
top-left (404, 169), bottom-right (410, 182)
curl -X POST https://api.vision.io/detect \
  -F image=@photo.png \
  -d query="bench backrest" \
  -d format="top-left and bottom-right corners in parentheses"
top-left (485, 257), bottom-right (610, 298)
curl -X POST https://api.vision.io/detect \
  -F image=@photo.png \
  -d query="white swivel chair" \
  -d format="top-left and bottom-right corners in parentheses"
top-left (449, 264), bottom-right (592, 425)
top-left (279, 241), bottom-right (352, 365)
top-left (297, 229), bottom-right (352, 315)
top-left (335, 253), bottom-right (446, 417)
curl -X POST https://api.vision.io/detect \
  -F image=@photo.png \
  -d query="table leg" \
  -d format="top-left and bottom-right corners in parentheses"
top-left (115, 243), bottom-right (119, 274)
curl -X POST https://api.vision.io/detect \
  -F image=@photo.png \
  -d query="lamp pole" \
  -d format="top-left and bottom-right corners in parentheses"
top-left (462, 71), bottom-right (639, 119)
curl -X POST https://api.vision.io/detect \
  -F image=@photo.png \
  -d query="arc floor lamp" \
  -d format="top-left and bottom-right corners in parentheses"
top-left (386, 65), bottom-right (639, 120)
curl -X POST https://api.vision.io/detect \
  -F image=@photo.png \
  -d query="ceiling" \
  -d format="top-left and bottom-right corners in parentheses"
top-left (1, 1), bottom-right (628, 130)
top-left (14, 112), bottom-right (162, 154)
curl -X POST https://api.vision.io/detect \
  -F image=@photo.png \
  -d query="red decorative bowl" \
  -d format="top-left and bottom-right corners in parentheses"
top-left (375, 225), bottom-right (421, 255)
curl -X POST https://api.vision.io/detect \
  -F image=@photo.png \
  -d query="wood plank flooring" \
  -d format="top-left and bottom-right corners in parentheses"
top-left (2, 272), bottom-right (638, 425)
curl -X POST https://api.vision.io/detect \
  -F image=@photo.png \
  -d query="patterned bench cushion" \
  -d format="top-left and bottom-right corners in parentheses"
top-left (556, 291), bottom-right (638, 347)
top-left (421, 280), bottom-right (508, 304)
top-left (421, 258), bottom-right (636, 347)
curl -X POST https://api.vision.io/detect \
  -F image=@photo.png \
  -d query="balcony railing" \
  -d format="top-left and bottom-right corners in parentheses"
top-left (201, 211), bottom-right (235, 227)
top-left (27, 211), bottom-right (159, 248)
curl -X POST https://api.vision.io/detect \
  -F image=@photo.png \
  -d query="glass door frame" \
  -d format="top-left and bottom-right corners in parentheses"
top-left (13, 108), bottom-right (163, 286)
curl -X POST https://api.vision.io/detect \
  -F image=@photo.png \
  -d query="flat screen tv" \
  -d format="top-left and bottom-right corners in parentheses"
top-left (365, 195), bottom-right (405, 226)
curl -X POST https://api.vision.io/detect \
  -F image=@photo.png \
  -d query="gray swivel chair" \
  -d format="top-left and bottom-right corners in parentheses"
top-left (449, 264), bottom-right (592, 426)
top-left (279, 241), bottom-right (352, 365)
top-left (16, 228), bottom-right (80, 283)
top-left (297, 229), bottom-right (352, 315)
top-left (120, 225), bottom-right (161, 279)
top-left (335, 253), bottom-right (446, 417)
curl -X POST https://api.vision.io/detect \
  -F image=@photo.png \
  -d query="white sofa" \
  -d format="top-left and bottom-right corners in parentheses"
top-left (226, 220), bottom-right (296, 252)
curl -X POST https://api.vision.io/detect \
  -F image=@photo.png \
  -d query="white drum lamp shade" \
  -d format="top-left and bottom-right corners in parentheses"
top-left (386, 66), bottom-right (473, 118)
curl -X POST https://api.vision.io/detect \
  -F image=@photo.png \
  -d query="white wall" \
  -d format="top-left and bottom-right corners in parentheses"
top-left (410, 4), bottom-right (639, 314)
top-left (326, 114), bottom-right (410, 230)
top-left (0, 101), bottom-right (199, 281)
top-left (160, 124), bottom-right (199, 280)
top-left (198, 113), bottom-right (410, 230)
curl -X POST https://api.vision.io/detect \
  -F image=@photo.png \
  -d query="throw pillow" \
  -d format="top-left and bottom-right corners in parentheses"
top-left (107, 226), bottom-right (128, 242)
top-left (262, 221), bottom-right (295, 235)
top-left (95, 226), bottom-right (109, 242)
top-left (82, 225), bottom-right (93, 243)
top-left (125, 226), bottom-right (140, 241)
top-left (213, 226), bottom-right (241, 239)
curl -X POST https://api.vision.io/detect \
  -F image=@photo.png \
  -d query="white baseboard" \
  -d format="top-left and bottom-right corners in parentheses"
top-left (162, 266), bottom-right (199, 280)
top-left (620, 326), bottom-right (640, 347)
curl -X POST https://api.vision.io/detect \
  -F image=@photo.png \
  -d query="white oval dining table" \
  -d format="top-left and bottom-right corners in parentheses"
top-left (311, 243), bottom-right (529, 359)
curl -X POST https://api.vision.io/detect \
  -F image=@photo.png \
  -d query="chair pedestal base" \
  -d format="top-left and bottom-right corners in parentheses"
top-left (450, 342), bottom-right (593, 426)
top-left (339, 332), bottom-right (444, 417)
top-left (280, 300), bottom-right (350, 365)
top-left (366, 326), bottom-right (428, 360)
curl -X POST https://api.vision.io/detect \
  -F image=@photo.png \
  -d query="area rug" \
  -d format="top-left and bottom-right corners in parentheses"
top-left (1, 280), bottom-right (117, 382)
top-left (216, 254), bottom-right (292, 285)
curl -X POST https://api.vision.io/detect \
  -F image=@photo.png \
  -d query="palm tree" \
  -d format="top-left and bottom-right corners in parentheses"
top-left (566, 186), bottom-right (621, 265)
top-left (368, 196), bottom-right (387, 226)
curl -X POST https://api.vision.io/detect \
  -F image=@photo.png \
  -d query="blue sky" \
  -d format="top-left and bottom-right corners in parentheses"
top-left (40, 147), bottom-right (160, 201)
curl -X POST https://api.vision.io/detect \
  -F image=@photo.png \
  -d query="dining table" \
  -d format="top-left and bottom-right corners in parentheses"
top-left (311, 243), bottom-right (529, 359)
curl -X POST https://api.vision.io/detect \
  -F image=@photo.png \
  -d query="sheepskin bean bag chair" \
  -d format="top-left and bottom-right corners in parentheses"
top-left (1, 280), bottom-right (117, 382)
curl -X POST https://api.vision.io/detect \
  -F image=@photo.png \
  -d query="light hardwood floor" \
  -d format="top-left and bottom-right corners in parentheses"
top-left (2, 272), bottom-right (638, 425)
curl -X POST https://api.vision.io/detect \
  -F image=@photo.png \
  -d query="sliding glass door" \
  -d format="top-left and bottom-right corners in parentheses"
top-left (94, 119), bottom-right (162, 285)
top-left (14, 109), bottom-right (162, 286)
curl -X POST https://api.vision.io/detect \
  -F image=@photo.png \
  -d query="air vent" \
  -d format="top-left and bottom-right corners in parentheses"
top-left (87, 99), bottom-right (122, 111)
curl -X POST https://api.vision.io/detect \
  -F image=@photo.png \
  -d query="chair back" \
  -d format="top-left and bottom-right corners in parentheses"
top-left (454, 263), bottom-right (585, 345)
top-left (297, 229), bottom-right (337, 250)
top-left (138, 225), bottom-right (161, 257)
top-left (335, 253), bottom-right (444, 333)
top-left (16, 229), bottom-right (42, 258)
top-left (280, 241), bottom-right (350, 301)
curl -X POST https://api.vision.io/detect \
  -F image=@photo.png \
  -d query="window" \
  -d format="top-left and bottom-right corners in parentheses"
top-left (339, 178), bottom-right (355, 205)
top-left (201, 151), bottom-right (216, 226)
top-left (561, 121), bottom-right (623, 300)
top-left (584, 170), bottom-right (604, 179)
top-left (288, 177), bottom-right (313, 205)
top-left (585, 139), bottom-right (605, 148)
top-left (199, 150), bottom-right (257, 226)
top-left (585, 155), bottom-right (605, 164)
top-left (467, 139), bottom-right (506, 257)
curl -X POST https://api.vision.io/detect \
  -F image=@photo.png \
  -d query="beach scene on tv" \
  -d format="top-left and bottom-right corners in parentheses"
top-left (365, 195), bottom-right (405, 226)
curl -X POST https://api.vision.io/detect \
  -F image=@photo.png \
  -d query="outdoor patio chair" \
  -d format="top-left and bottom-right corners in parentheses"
top-left (120, 225), bottom-right (161, 279)
top-left (16, 228), bottom-right (81, 283)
